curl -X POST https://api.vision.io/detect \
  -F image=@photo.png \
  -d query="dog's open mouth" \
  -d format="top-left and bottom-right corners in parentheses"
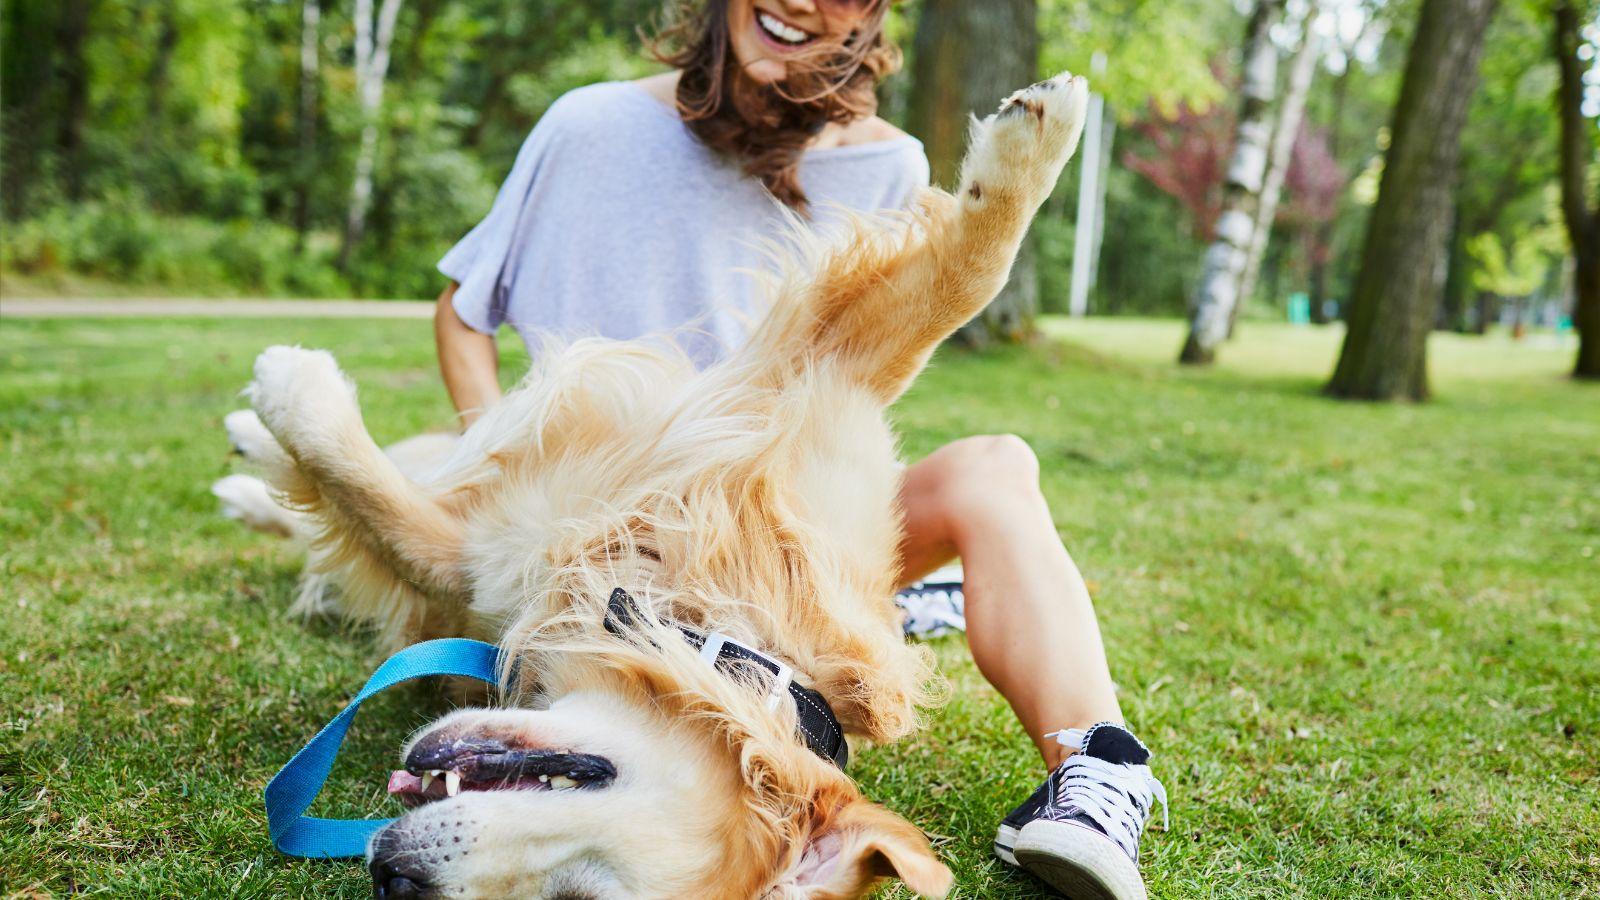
top-left (387, 737), bottom-right (617, 808)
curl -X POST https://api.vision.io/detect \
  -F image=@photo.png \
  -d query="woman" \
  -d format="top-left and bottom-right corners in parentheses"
top-left (434, 2), bottom-right (1164, 896)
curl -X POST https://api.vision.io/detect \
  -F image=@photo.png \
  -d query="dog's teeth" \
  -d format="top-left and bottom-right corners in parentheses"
top-left (444, 770), bottom-right (461, 797)
top-left (419, 772), bottom-right (435, 792)
top-left (549, 775), bottom-right (577, 790)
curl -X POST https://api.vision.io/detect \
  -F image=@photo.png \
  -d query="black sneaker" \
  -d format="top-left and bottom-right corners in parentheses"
top-left (994, 723), bottom-right (1167, 900)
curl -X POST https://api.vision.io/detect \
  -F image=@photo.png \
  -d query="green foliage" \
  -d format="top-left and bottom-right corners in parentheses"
top-left (1034, 214), bottom-right (1078, 314)
top-left (0, 0), bottom-right (664, 299)
top-left (1466, 188), bottom-right (1567, 297)
top-left (1093, 165), bottom-right (1206, 314)
top-left (1039, 0), bottom-right (1230, 112)
top-left (1459, 0), bottom-right (1563, 242)
top-left (1, 202), bottom-right (349, 298)
top-left (3, 316), bottom-right (1596, 895)
top-left (0, 0), bottom-right (1579, 315)
top-left (503, 31), bottom-right (664, 127)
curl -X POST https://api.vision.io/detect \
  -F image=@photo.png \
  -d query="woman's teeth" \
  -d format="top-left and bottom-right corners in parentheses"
top-left (758, 11), bottom-right (814, 45)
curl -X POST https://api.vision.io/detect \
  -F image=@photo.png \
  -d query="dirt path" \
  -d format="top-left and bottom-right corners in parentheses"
top-left (1, 297), bottom-right (435, 319)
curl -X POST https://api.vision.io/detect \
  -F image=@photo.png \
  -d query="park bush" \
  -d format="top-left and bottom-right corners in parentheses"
top-left (1, 202), bottom-right (353, 298)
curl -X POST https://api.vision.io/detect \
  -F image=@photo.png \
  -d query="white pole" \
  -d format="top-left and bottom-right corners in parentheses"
top-left (1069, 52), bottom-right (1108, 317)
top-left (1089, 113), bottom-right (1115, 296)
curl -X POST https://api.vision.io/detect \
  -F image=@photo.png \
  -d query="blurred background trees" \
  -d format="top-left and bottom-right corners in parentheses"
top-left (1327, 0), bottom-right (1499, 400)
top-left (1, 0), bottom-right (1594, 383)
top-left (907, 0), bottom-right (1040, 347)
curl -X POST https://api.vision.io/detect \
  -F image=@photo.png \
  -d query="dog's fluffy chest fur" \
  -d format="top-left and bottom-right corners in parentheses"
top-left (444, 353), bottom-right (920, 739)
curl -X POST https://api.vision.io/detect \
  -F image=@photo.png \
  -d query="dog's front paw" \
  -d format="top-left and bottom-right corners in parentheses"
top-left (247, 345), bottom-right (359, 446)
top-left (959, 71), bottom-right (1090, 211)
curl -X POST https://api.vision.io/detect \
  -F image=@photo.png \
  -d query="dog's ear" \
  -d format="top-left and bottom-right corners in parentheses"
top-left (771, 797), bottom-right (952, 899)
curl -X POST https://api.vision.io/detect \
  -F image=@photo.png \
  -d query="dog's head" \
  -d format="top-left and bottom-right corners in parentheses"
top-left (370, 667), bottom-right (950, 898)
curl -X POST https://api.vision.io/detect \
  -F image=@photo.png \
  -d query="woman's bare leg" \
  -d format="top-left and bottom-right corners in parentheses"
top-left (898, 434), bottom-right (1122, 771)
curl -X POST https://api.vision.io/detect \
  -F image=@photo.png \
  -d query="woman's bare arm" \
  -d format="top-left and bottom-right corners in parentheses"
top-left (434, 282), bottom-right (502, 428)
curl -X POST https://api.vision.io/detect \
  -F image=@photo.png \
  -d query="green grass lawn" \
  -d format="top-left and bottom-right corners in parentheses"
top-left (3, 315), bottom-right (1596, 898)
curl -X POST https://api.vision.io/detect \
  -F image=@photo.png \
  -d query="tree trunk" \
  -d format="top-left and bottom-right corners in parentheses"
top-left (2, 4), bottom-right (66, 214)
top-left (1553, 1), bottom-right (1600, 379)
top-left (295, 0), bottom-right (321, 251)
top-left (339, 0), bottom-right (404, 271)
top-left (906, 0), bottom-right (1039, 348)
top-left (1439, 206), bottom-right (1470, 331)
top-left (1325, 0), bottom-right (1498, 401)
top-left (1179, 0), bottom-right (1285, 364)
top-left (144, 2), bottom-right (179, 125)
top-left (1235, 15), bottom-right (1322, 333)
top-left (53, 0), bottom-right (95, 202)
top-left (1309, 255), bottom-right (1331, 323)
top-left (1570, 256), bottom-right (1600, 377)
top-left (1472, 290), bottom-right (1496, 334)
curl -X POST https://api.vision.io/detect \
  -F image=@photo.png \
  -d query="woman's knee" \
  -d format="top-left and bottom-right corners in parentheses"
top-left (924, 433), bottom-right (1042, 513)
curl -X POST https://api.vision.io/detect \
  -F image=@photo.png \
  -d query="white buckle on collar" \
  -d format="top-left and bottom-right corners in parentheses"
top-left (698, 631), bottom-right (794, 712)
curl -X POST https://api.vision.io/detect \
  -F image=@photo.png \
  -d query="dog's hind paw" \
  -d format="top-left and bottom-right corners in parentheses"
top-left (212, 473), bottom-right (300, 538)
top-left (247, 345), bottom-right (359, 448)
top-left (224, 409), bottom-right (292, 467)
top-left (958, 71), bottom-right (1090, 213)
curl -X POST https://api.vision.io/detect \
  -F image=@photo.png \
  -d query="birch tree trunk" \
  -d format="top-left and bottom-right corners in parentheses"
top-left (295, 0), bottom-right (321, 251)
top-left (1179, 0), bottom-right (1285, 364)
top-left (1233, 15), bottom-right (1322, 334)
top-left (339, 0), bottom-right (404, 270)
top-left (1554, 1), bottom-right (1600, 379)
top-left (1326, 0), bottom-right (1498, 400)
top-left (906, 0), bottom-right (1039, 347)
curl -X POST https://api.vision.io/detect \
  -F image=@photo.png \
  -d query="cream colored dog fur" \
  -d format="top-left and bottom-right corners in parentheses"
top-left (223, 73), bottom-right (1089, 899)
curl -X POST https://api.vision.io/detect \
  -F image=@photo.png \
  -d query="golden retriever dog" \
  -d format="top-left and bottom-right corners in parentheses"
top-left (225, 72), bottom-right (1088, 899)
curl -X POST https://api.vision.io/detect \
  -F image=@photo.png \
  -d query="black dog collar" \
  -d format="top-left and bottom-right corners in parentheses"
top-left (603, 588), bottom-right (849, 769)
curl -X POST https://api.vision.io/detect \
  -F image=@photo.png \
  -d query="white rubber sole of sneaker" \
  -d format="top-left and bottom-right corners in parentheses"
top-left (994, 823), bottom-right (1020, 866)
top-left (1012, 819), bottom-right (1147, 900)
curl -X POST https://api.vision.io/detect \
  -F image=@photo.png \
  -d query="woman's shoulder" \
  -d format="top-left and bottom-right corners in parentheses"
top-left (838, 115), bottom-right (911, 146)
top-left (542, 80), bottom-right (663, 126)
top-left (527, 78), bottom-right (675, 151)
top-left (809, 118), bottom-right (928, 180)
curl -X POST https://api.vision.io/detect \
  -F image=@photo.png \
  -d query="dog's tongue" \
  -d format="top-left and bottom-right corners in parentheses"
top-left (387, 770), bottom-right (425, 795)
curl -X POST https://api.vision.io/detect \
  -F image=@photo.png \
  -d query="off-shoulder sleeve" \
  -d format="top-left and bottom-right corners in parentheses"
top-left (437, 121), bottom-right (554, 334)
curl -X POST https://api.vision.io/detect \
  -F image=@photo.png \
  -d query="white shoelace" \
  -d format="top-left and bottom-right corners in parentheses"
top-left (1042, 728), bottom-right (1169, 860)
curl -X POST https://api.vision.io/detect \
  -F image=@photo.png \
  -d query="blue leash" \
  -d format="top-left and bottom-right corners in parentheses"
top-left (263, 638), bottom-right (504, 859)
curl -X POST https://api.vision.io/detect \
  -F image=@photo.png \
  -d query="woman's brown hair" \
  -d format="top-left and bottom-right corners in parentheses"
top-left (649, 1), bottom-right (901, 214)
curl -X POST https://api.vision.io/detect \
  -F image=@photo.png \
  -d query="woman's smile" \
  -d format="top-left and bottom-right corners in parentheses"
top-left (753, 8), bottom-right (819, 52)
top-left (729, 0), bottom-right (870, 83)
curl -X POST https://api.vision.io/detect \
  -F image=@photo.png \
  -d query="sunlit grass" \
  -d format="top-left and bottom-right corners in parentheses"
top-left (2, 316), bottom-right (1595, 897)
top-left (1038, 316), bottom-right (1580, 384)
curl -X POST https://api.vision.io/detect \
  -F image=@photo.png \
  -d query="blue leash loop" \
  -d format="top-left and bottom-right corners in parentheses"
top-left (263, 638), bottom-right (504, 859)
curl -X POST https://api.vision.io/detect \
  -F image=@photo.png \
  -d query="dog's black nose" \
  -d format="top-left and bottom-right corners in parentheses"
top-left (370, 827), bottom-right (434, 899)
top-left (370, 856), bottom-right (430, 899)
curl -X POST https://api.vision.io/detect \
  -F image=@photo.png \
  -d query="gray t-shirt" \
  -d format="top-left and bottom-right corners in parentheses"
top-left (439, 80), bottom-right (930, 365)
